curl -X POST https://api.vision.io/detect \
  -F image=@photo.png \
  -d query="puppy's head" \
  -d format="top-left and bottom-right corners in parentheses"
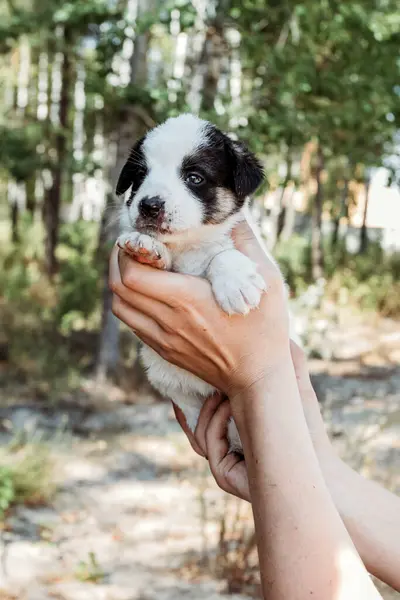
top-left (117, 114), bottom-right (264, 239)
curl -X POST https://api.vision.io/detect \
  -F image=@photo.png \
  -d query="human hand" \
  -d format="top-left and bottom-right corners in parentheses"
top-left (172, 341), bottom-right (334, 503)
top-left (172, 394), bottom-right (250, 502)
top-left (110, 219), bottom-right (290, 400)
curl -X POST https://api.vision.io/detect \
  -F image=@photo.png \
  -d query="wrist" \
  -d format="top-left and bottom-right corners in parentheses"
top-left (228, 350), bottom-right (294, 412)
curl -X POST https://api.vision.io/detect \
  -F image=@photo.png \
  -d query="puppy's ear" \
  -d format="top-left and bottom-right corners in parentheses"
top-left (228, 140), bottom-right (264, 199)
top-left (116, 137), bottom-right (147, 197)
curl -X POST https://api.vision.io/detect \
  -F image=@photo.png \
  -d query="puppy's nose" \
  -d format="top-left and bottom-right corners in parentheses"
top-left (139, 196), bottom-right (165, 219)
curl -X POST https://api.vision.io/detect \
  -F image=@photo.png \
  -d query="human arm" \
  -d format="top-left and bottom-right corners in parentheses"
top-left (292, 343), bottom-right (400, 592)
top-left (109, 221), bottom-right (383, 599)
top-left (174, 340), bottom-right (400, 593)
top-left (230, 357), bottom-right (382, 600)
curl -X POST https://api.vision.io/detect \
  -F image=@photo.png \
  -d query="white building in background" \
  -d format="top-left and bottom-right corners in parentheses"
top-left (352, 168), bottom-right (400, 252)
top-left (260, 165), bottom-right (400, 253)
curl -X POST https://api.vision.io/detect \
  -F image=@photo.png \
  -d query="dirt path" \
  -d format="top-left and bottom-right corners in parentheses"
top-left (0, 313), bottom-right (399, 599)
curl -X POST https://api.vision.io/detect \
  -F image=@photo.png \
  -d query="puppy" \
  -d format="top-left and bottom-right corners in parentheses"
top-left (116, 114), bottom-right (292, 452)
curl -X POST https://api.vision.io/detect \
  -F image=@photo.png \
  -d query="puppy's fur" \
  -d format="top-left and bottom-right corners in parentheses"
top-left (116, 114), bottom-right (293, 452)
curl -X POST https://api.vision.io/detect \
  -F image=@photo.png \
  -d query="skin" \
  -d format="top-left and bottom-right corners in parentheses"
top-left (110, 219), bottom-right (400, 598)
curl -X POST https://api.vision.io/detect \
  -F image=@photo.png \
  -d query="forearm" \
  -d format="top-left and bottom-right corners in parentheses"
top-left (322, 455), bottom-right (400, 591)
top-left (301, 392), bottom-right (400, 591)
top-left (231, 358), bottom-right (381, 600)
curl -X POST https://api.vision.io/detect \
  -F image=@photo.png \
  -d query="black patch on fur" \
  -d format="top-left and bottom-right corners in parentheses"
top-left (227, 139), bottom-right (265, 200)
top-left (180, 124), bottom-right (264, 223)
top-left (116, 137), bottom-right (148, 206)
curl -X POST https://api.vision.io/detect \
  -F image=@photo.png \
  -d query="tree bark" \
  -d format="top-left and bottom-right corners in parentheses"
top-left (281, 185), bottom-right (297, 241)
top-left (8, 181), bottom-right (23, 243)
top-left (25, 176), bottom-right (36, 216)
top-left (268, 153), bottom-right (292, 249)
top-left (95, 0), bottom-right (150, 381)
top-left (11, 202), bottom-right (19, 244)
top-left (276, 155), bottom-right (293, 244)
top-left (331, 178), bottom-right (349, 249)
top-left (9, 187), bottom-right (19, 245)
top-left (359, 177), bottom-right (371, 254)
top-left (199, 21), bottom-right (225, 113)
top-left (187, 0), bottom-right (228, 114)
top-left (311, 144), bottom-right (325, 280)
top-left (43, 26), bottom-right (73, 276)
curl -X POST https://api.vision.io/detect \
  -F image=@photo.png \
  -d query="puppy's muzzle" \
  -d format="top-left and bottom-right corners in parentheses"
top-left (139, 196), bottom-right (165, 220)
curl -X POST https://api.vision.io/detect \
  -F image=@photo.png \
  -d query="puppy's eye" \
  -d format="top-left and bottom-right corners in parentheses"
top-left (185, 172), bottom-right (204, 186)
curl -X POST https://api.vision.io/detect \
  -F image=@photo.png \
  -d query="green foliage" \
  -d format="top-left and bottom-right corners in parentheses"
top-left (57, 222), bottom-right (102, 331)
top-left (75, 552), bottom-right (105, 583)
top-left (1, 0), bottom-right (399, 384)
top-left (1, 220), bottom-right (101, 332)
top-left (1, 221), bottom-right (101, 390)
top-left (0, 442), bottom-right (56, 521)
top-left (232, 0), bottom-right (400, 172)
top-left (327, 245), bottom-right (400, 317)
top-left (0, 123), bottom-right (46, 181)
top-left (278, 235), bottom-right (400, 317)
top-left (275, 235), bottom-right (311, 294)
top-left (0, 467), bottom-right (16, 518)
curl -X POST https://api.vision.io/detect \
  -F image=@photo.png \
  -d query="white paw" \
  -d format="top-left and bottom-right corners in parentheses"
top-left (117, 232), bottom-right (170, 269)
top-left (210, 255), bottom-right (266, 315)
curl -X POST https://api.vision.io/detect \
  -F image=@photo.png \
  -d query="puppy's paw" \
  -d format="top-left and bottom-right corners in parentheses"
top-left (117, 232), bottom-right (171, 270)
top-left (209, 252), bottom-right (266, 315)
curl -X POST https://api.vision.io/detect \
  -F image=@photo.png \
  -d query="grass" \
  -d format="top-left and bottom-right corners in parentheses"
top-left (0, 437), bottom-right (56, 521)
top-left (75, 551), bottom-right (105, 583)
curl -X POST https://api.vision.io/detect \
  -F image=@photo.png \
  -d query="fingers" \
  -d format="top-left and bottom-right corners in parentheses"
top-left (205, 399), bottom-right (231, 473)
top-left (194, 392), bottom-right (224, 456)
top-left (205, 400), bottom-right (250, 501)
top-left (111, 245), bottom-right (199, 308)
top-left (174, 395), bottom-right (250, 502)
top-left (110, 246), bottom-right (176, 323)
top-left (111, 294), bottom-right (165, 348)
top-left (172, 403), bottom-right (205, 458)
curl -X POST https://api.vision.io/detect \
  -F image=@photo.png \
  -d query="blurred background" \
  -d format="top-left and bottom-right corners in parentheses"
top-left (0, 0), bottom-right (399, 598)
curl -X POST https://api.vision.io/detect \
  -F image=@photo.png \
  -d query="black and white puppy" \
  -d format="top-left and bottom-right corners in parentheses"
top-left (116, 114), bottom-right (291, 452)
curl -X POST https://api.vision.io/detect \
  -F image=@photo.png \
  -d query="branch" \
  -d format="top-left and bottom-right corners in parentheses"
top-left (130, 105), bottom-right (157, 129)
top-left (5, 0), bottom-right (17, 15)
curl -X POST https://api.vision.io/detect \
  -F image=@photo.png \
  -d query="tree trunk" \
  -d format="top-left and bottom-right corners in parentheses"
top-left (277, 156), bottom-right (293, 244)
top-left (95, 0), bottom-right (150, 381)
top-left (187, 0), bottom-right (228, 114)
top-left (269, 154), bottom-right (292, 248)
top-left (8, 180), bottom-right (23, 243)
top-left (28, 44), bottom-right (39, 119)
top-left (359, 177), bottom-right (371, 254)
top-left (43, 27), bottom-right (73, 276)
top-left (96, 224), bottom-right (121, 379)
top-left (11, 203), bottom-right (19, 244)
top-left (311, 145), bottom-right (325, 280)
top-left (199, 21), bottom-right (225, 113)
top-left (11, 46), bottom-right (19, 110)
top-left (25, 176), bottom-right (36, 217)
top-left (268, 186), bottom-right (286, 250)
top-left (331, 178), bottom-right (349, 249)
top-left (281, 185), bottom-right (296, 241)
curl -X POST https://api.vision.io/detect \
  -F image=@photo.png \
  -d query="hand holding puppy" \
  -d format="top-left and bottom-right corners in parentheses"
top-left (110, 219), bottom-right (290, 402)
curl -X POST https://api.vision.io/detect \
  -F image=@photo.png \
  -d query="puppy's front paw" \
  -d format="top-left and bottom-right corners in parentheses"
top-left (117, 232), bottom-right (171, 270)
top-left (209, 253), bottom-right (266, 315)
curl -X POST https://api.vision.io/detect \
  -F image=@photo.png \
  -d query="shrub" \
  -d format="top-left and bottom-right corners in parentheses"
top-left (0, 441), bottom-right (56, 521)
top-left (275, 234), bottom-right (311, 295)
top-left (1, 220), bottom-right (102, 388)
top-left (275, 236), bottom-right (400, 317)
